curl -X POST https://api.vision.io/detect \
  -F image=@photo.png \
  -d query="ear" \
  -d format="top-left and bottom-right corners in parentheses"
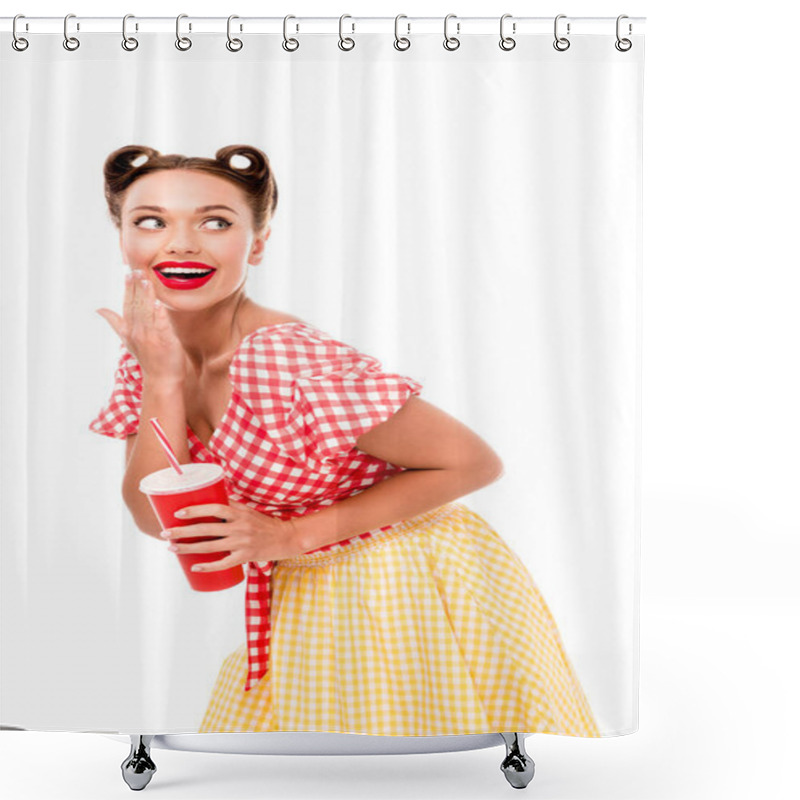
top-left (248, 227), bottom-right (271, 266)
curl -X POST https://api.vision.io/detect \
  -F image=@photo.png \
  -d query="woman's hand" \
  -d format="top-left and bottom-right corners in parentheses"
top-left (160, 500), bottom-right (305, 570)
top-left (96, 269), bottom-right (186, 385)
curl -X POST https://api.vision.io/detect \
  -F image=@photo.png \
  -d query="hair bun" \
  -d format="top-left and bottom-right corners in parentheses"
top-left (215, 145), bottom-right (269, 182)
top-left (103, 145), bottom-right (161, 184)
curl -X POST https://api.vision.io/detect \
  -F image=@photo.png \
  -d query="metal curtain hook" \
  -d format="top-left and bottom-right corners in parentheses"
top-left (339, 14), bottom-right (355, 51)
top-left (553, 14), bottom-right (570, 51)
top-left (615, 14), bottom-right (632, 51)
top-left (175, 14), bottom-right (192, 50)
top-left (443, 13), bottom-right (460, 51)
top-left (63, 13), bottom-right (80, 51)
top-left (227, 15), bottom-right (243, 51)
top-left (394, 14), bottom-right (411, 50)
top-left (283, 15), bottom-right (299, 51)
top-left (122, 14), bottom-right (139, 51)
top-left (499, 14), bottom-right (516, 51)
top-left (12, 14), bottom-right (29, 51)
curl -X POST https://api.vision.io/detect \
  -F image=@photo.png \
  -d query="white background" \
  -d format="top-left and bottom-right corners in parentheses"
top-left (1, 1), bottom-right (797, 799)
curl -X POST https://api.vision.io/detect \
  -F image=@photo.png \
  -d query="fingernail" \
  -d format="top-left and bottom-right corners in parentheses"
top-left (160, 530), bottom-right (171, 538)
top-left (175, 510), bottom-right (186, 517)
top-left (141, 279), bottom-right (150, 288)
top-left (125, 272), bottom-right (132, 282)
top-left (168, 544), bottom-right (178, 552)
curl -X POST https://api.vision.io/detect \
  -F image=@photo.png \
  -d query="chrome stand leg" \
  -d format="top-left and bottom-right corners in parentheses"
top-left (121, 735), bottom-right (157, 791)
top-left (500, 732), bottom-right (535, 789)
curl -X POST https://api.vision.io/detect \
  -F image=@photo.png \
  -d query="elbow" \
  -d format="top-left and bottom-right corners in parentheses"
top-left (122, 484), bottom-right (162, 538)
top-left (468, 451), bottom-right (505, 488)
top-left (486, 453), bottom-right (505, 484)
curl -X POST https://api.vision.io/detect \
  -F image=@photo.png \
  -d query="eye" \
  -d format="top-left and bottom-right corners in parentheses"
top-left (203, 218), bottom-right (233, 230)
top-left (133, 216), bottom-right (164, 229)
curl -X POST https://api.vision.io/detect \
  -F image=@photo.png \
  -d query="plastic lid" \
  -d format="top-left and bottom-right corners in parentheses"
top-left (139, 462), bottom-right (224, 495)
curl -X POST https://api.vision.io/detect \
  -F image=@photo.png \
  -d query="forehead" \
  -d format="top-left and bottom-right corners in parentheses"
top-left (122, 169), bottom-right (246, 211)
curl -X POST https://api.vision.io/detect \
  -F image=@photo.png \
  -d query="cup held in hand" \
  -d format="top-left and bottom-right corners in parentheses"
top-left (139, 462), bottom-right (244, 591)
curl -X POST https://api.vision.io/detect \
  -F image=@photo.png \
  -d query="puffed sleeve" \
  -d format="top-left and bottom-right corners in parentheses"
top-left (232, 325), bottom-right (423, 473)
top-left (87, 345), bottom-right (143, 440)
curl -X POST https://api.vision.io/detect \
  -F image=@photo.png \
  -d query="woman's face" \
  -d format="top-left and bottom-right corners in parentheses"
top-left (118, 168), bottom-right (269, 308)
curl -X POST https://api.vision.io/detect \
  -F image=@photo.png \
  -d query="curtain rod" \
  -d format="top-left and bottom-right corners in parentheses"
top-left (1, 16), bottom-right (646, 37)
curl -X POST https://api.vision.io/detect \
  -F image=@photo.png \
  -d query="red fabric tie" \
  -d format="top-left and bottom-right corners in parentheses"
top-left (243, 525), bottom-right (394, 692)
top-left (244, 561), bottom-right (275, 692)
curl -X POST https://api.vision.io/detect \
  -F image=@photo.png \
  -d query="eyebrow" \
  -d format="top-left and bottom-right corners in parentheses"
top-left (128, 204), bottom-right (239, 215)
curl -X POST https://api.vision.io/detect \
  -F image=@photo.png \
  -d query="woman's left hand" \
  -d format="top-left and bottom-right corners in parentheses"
top-left (160, 500), bottom-right (303, 571)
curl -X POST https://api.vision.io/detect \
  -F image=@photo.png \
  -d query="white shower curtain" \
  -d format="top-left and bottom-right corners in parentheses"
top-left (0, 20), bottom-right (643, 737)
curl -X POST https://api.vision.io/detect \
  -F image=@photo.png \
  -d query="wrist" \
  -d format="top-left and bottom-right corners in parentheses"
top-left (142, 376), bottom-right (185, 394)
top-left (289, 509), bottom-right (331, 555)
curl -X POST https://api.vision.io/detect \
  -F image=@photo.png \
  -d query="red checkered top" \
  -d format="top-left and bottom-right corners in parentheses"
top-left (89, 321), bottom-right (423, 690)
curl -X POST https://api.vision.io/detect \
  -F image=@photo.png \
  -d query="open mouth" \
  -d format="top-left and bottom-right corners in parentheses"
top-left (153, 262), bottom-right (217, 290)
top-left (154, 266), bottom-right (216, 280)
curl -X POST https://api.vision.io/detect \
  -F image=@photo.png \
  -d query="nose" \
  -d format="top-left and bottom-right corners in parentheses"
top-left (165, 223), bottom-right (201, 254)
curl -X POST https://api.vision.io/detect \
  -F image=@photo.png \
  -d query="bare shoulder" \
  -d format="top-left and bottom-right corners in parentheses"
top-left (247, 304), bottom-right (305, 331)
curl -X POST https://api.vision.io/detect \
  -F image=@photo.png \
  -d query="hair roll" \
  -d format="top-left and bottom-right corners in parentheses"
top-left (103, 144), bottom-right (278, 233)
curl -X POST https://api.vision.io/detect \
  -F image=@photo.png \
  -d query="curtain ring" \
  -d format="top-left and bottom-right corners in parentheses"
top-left (499, 14), bottom-right (516, 51)
top-left (175, 14), bottom-right (192, 51)
top-left (12, 15), bottom-right (29, 52)
top-left (615, 15), bottom-right (632, 52)
top-left (63, 13), bottom-right (80, 51)
top-left (443, 14), bottom-right (460, 51)
top-left (227, 15), bottom-right (243, 51)
top-left (394, 14), bottom-right (411, 51)
top-left (122, 14), bottom-right (139, 51)
top-left (553, 14), bottom-right (570, 51)
top-left (283, 15), bottom-right (299, 51)
top-left (339, 14), bottom-right (355, 51)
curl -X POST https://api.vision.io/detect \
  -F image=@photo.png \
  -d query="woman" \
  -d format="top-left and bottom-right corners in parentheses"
top-left (89, 144), bottom-right (600, 737)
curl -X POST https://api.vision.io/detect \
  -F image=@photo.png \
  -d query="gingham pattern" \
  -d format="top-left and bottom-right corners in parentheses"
top-left (244, 525), bottom-right (392, 691)
top-left (89, 322), bottom-right (423, 689)
top-left (198, 502), bottom-right (601, 737)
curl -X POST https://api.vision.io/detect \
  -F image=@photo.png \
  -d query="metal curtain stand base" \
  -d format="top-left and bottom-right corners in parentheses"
top-left (121, 735), bottom-right (156, 791)
top-left (121, 731), bottom-right (535, 791)
top-left (499, 732), bottom-right (536, 789)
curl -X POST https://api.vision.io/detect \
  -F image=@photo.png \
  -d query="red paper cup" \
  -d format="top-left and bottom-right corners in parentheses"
top-left (139, 462), bottom-right (244, 592)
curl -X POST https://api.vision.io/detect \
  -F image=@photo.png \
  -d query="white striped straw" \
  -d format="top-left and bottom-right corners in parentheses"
top-left (148, 417), bottom-right (184, 475)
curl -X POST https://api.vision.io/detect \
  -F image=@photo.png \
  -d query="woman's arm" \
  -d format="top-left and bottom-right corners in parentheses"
top-left (290, 396), bottom-right (503, 552)
top-left (98, 270), bottom-right (191, 537)
top-left (122, 379), bottom-right (191, 537)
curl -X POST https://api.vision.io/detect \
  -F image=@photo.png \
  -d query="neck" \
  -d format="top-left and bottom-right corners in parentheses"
top-left (167, 291), bottom-right (252, 371)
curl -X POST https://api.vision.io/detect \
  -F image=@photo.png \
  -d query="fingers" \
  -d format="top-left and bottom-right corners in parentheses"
top-left (174, 504), bottom-right (232, 520)
top-left (95, 308), bottom-right (124, 340)
top-left (153, 293), bottom-right (171, 331)
top-left (125, 269), bottom-right (158, 334)
top-left (140, 273), bottom-right (156, 329)
top-left (167, 535), bottom-right (232, 552)
top-left (191, 555), bottom-right (241, 573)
top-left (162, 520), bottom-right (230, 539)
top-left (130, 270), bottom-right (146, 331)
top-left (123, 270), bottom-right (135, 332)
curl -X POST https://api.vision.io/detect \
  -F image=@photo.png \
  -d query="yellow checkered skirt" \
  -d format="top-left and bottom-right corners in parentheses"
top-left (198, 501), bottom-right (601, 737)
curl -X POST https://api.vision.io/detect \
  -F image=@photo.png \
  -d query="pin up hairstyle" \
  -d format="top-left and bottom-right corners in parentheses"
top-left (102, 144), bottom-right (278, 234)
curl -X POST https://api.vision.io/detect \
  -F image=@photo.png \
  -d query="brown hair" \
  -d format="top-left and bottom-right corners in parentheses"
top-left (102, 144), bottom-right (278, 233)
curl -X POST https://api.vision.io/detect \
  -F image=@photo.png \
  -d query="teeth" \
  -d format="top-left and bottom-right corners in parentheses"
top-left (159, 267), bottom-right (213, 277)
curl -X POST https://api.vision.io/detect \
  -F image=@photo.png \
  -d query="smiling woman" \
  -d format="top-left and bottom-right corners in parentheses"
top-left (87, 143), bottom-right (600, 742)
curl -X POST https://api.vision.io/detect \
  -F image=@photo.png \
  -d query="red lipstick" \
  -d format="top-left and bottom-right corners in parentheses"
top-left (153, 261), bottom-right (217, 291)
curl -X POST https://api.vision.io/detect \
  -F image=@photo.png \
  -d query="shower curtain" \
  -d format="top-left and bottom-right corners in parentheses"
top-left (0, 17), bottom-right (643, 738)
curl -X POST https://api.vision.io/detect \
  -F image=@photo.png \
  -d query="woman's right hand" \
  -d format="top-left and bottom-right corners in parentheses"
top-left (96, 270), bottom-right (186, 386)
